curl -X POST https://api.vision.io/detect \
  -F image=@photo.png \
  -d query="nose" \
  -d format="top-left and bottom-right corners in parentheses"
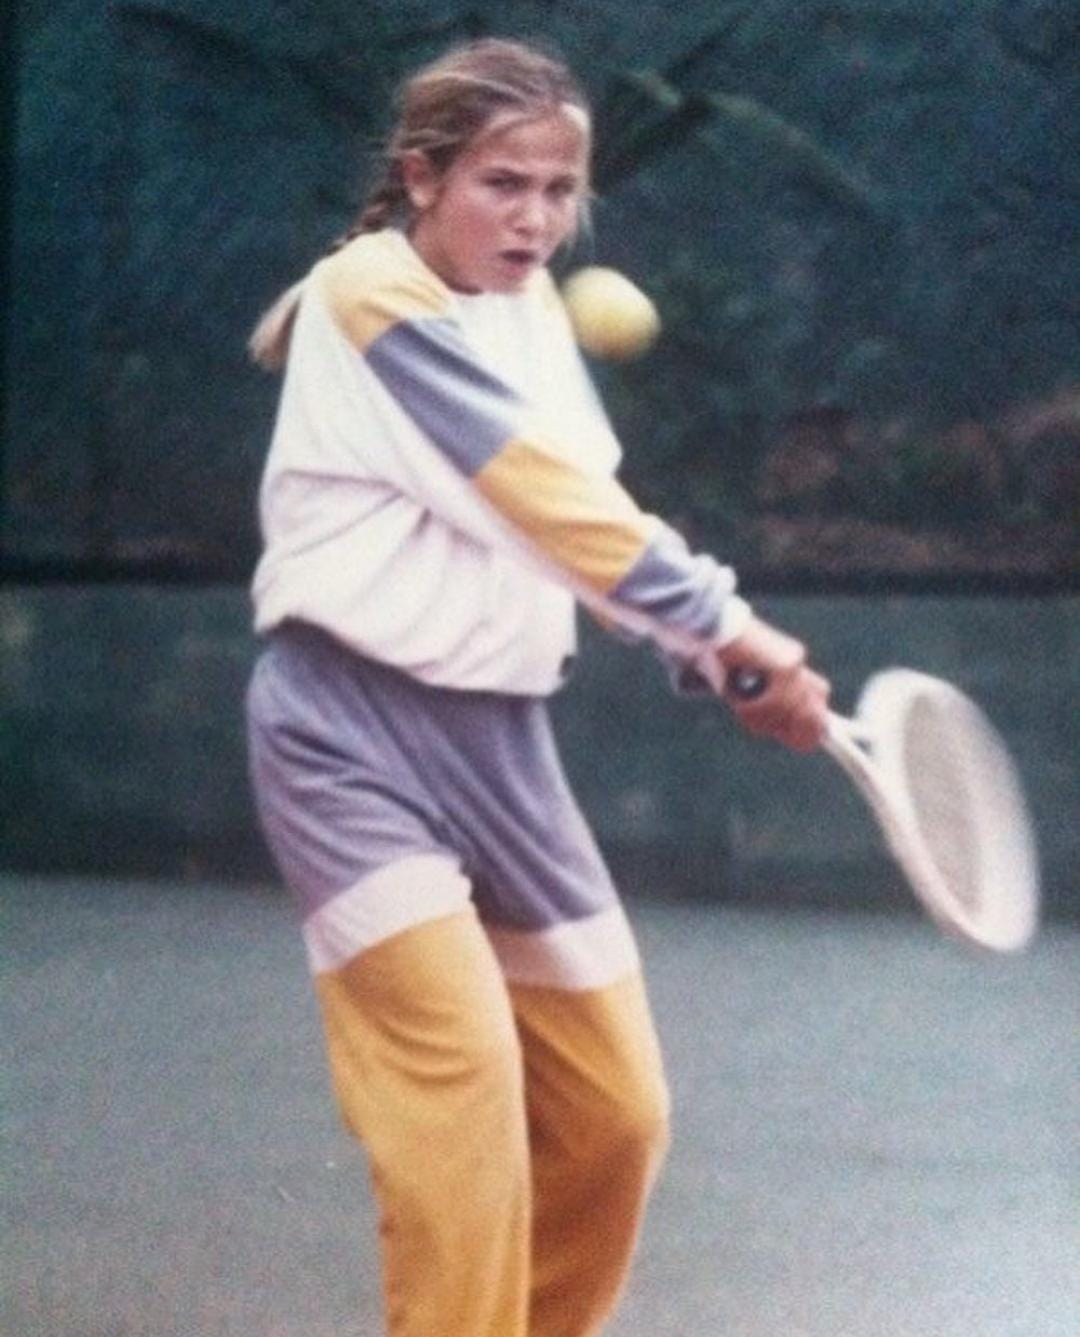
top-left (513, 192), bottom-right (549, 235)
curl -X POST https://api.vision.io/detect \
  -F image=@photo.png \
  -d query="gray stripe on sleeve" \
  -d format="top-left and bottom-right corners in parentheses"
top-left (367, 317), bottom-right (524, 476)
top-left (608, 525), bottom-right (733, 640)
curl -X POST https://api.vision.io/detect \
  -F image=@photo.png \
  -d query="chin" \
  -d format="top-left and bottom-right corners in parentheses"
top-left (496, 268), bottom-right (539, 294)
top-left (490, 255), bottom-right (544, 292)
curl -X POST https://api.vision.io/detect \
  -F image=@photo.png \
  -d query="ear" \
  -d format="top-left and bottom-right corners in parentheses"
top-left (401, 151), bottom-right (440, 212)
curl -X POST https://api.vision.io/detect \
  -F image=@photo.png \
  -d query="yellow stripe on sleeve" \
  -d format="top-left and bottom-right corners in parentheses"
top-left (319, 232), bottom-right (453, 352)
top-left (473, 438), bottom-right (653, 594)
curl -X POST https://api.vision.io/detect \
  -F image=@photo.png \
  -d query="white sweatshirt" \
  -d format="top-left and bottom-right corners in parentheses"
top-left (253, 229), bottom-right (749, 694)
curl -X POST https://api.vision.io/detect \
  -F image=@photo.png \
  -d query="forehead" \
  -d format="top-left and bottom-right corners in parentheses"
top-left (463, 109), bottom-right (590, 176)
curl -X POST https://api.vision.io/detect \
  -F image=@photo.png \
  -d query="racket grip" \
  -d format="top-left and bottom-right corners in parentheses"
top-left (727, 667), bottom-right (769, 701)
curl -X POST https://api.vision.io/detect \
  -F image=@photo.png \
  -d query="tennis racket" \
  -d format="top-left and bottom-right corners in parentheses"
top-left (729, 667), bottom-right (1041, 952)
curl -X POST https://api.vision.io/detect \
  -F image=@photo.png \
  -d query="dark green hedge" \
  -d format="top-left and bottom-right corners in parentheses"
top-left (6, 1), bottom-right (1079, 584)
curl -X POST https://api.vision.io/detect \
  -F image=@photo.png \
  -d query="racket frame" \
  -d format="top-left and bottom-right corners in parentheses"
top-left (822, 671), bottom-right (1039, 952)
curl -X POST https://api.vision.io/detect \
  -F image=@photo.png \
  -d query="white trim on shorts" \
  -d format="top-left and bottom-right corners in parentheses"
top-left (302, 855), bottom-right (642, 991)
top-left (303, 854), bottom-right (472, 975)
top-left (485, 906), bottom-right (641, 990)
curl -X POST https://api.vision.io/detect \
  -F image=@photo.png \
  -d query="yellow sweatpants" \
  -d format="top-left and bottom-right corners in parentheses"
top-left (314, 909), bottom-right (670, 1337)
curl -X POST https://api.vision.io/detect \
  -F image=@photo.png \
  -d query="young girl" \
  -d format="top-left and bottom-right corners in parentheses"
top-left (246, 37), bottom-right (829, 1337)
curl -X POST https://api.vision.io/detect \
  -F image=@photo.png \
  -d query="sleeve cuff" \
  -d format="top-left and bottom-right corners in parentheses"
top-left (661, 594), bottom-right (754, 696)
top-left (713, 593), bottom-right (753, 647)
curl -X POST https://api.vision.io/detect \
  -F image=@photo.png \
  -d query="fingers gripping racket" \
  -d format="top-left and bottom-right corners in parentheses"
top-left (730, 668), bottom-right (1041, 951)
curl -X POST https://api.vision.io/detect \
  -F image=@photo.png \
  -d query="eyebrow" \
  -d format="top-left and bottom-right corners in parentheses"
top-left (482, 164), bottom-right (583, 185)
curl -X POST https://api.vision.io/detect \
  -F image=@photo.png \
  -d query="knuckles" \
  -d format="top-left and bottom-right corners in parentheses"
top-left (730, 663), bottom-right (830, 751)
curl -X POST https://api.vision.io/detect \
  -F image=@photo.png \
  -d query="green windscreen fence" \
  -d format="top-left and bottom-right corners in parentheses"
top-left (5, 1), bottom-right (1078, 587)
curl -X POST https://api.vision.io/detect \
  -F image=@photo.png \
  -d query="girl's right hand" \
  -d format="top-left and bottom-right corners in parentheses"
top-left (712, 616), bottom-right (831, 753)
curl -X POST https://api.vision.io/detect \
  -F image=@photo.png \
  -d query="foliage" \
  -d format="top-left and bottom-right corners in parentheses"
top-left (5, 0), bottom-right (1079, 583)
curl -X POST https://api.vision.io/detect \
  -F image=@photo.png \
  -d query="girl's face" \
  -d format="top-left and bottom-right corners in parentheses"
top-left (404, 109), bottom-right (589, 294)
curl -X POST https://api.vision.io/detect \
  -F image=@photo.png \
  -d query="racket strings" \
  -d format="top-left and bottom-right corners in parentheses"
top-left (850, 668), bottom-right (1039, 950)
top-left (900, 698), bottom-right (985, 914)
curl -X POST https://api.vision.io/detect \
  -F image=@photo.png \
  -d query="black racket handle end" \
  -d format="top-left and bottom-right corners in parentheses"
top-left (727, 667), bottom-right (770, 701)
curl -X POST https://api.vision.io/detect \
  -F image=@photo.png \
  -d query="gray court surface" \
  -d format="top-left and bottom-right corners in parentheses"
top-left (3, 874), bottom-right (1077, 1337)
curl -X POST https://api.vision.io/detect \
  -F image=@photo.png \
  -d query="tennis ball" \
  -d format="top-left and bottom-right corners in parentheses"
top-left (561, 267), bottom-right (660, 361)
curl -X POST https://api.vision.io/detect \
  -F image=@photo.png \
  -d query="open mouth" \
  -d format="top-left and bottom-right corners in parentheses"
top-left (501, 249), bottom-right (539, 270)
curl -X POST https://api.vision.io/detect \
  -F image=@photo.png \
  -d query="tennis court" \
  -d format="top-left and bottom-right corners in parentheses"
top-left (7, 7), bottom-right (1080, 1336)
top-left (4, 871), bottom-right (1076, 1337)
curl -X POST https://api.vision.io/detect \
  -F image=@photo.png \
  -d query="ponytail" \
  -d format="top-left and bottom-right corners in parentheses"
top-left (352, 168), bottom-right (408, 236)
top-left (247, 166), bottom-right (409, 373)
top-left (247, 279), bottom-right (305, 373)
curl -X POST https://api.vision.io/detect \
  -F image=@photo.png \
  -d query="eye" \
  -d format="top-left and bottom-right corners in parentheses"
top-left (485, 173), bottom-right (521, 193)
top-left (547, 178), bottom-right (580, 202)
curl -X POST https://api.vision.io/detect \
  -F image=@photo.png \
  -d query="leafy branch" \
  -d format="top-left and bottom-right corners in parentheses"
top-left (592, 66), bottom-right (876, 217)
top-left (116, 3), bottom-right (876, 220)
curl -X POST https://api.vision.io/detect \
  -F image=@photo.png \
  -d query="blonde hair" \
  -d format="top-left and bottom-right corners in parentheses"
top-left (249, 38), bottom-right (591, 371)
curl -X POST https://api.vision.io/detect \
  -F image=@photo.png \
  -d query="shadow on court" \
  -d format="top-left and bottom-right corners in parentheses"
top-left (3, 874), bottom-right (1077, 1337)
